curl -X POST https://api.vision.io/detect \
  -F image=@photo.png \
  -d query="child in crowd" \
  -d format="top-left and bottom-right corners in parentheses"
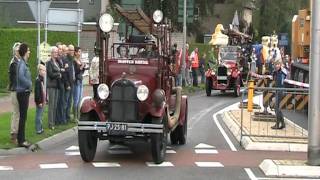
top-left (34, 64), bottom-right (46, 134)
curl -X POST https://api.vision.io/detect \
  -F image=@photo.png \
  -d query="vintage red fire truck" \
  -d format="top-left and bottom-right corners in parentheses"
top-left (77, 5), bottom-right (188, 164)
top-left (205, 46), bottom-right (243, 97)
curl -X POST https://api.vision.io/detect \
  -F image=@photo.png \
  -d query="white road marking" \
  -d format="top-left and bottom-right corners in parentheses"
top-left (195, 162), bottom-right (224, 167)
top-left (213, 106), bottom-right (238, 151)
top-left (244, 168), bottom-right (258, 180)
top-left (0, 166), bottom-right (13, 171)
top-left (39, 163), bottom-right (68, 169)
top-left (65, 146), bottom-right (79, 151)
top-left (189, 101), bottom-right (225, 129)
top-left (65, 151), bottom-right (80, 156)
top-left (146, 162), bottom-right (174, 167)
top-left (92, 162), bottom-right (121, 168)
top-left (195, 143), bottom-right (215, 149)
top-left (108, 149), bottom-right (132, 155)
top-left (195, 149), bottom-right (218, 154)
top-left (166, 149), bottom-right (176, 154)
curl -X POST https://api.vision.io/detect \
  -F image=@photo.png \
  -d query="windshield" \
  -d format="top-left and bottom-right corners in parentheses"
top-left (219, 46), bottom-right (239, 61)
top-left (112, 43), bottom-right (159, 59)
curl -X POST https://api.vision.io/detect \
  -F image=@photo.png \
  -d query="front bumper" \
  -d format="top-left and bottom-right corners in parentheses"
top-left (78, 121), bottom-right (164, 134)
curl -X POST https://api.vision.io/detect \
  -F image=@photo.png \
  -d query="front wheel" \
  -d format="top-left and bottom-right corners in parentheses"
top-left (78, 113), bottom-right (97, 162)
top-left (177, 101), bottom-right (188, 145)
top-left (151, 116), bottom-right (168, 164)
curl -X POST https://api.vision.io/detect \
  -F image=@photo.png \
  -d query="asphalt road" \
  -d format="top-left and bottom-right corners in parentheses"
top-left (0, 91), bottom-right (308, 180)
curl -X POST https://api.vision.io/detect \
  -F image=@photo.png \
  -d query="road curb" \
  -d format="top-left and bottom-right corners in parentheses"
top-left (36, 127), bottom-right (78, 151)
top-left (0, 127), bottom-right (77, 155)
top-left (222, 110), bottom-right (307, 152)
top-left (259, 159), bottom-right (320, 178)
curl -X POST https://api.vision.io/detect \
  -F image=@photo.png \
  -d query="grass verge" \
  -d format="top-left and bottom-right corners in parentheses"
top-left (0, 107), bottom-right (75, 149)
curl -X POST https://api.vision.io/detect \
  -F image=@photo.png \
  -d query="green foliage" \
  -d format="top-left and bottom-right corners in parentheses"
top-left (0, 107), bottom-right (75, 149)
top-left (0, 29), bottom-right (77, 89)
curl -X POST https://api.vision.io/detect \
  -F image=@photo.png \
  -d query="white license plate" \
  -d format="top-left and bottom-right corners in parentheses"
top-left (217, 76), bottom-right (227, 80)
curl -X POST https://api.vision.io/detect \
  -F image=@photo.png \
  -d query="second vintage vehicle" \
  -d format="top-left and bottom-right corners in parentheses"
top-left (77, 5), bottom-right (188, 164)
top-left (205, 45), bottom-right (244, 97)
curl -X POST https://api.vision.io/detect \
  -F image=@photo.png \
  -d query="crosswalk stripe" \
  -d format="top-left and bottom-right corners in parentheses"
top-left (195, 149), bottom-right (218, 154)
top-left (39, 163), bottom-right (68, 169)
top-left (92, 162), bottom-right (121, 167)
top-left (195, 162), bottom-right (224, 167)
top-left (166, 149), bottom-right (176, 154)
top-left (0, 166), bottom-right (13, 170)
top-left (65, 146), bottom-right (79, 151)
top-left (195, 143), bottom-right (215, 149)
top-left (65, 151), bottom-right (80, 156)
top-left (146, 162), bottom-right (174, 167)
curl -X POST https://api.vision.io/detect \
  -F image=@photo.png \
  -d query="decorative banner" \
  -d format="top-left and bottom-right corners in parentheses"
top-left (39, 42), bottom-right (51, 63)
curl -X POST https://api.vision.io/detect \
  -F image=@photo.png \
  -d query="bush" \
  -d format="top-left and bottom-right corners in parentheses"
top-left (0, 28), bottom-right (77, 89)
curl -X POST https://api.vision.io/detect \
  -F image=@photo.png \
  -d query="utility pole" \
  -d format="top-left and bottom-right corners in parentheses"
top-left (181, 0), bottom-right (187, 86)
top-left (37, 0), bottom-right (41, 65)
top-left (308, 0), bottom-right (320, 166)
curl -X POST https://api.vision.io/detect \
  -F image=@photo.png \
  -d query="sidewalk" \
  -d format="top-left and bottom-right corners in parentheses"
top-left (221, 95), bottom-right (320, 178)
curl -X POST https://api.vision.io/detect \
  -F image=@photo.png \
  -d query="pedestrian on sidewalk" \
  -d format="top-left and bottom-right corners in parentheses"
top-left (16, 43), bottom-right (32, 148)
top-left (199, 53), bottom-right (206, 84)
top-left (34, 64), bottom-right (46, 134)
top-left (47, 46), bottom-right (61, 130)
top-left (73, 46), bottom-right (85, 121)
top-left (271, 59), bottom-right (287, 130)
top-left (8, 42), bottom-right (21, 144)
top-left (190, 47), bottom-right (199, 87)
top-left (65, 44), bottom-right (75, 123)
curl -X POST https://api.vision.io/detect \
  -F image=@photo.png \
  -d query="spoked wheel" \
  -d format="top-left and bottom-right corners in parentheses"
top-left (206, 79), bottom-right (212, 96)
top-left (151, 115), bottom-right (168, 164)
top-left (78, 113), bottom-right (97, 162)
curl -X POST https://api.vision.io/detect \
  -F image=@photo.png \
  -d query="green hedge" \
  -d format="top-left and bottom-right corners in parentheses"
top-left (0, 29), bottom-right (77, 89)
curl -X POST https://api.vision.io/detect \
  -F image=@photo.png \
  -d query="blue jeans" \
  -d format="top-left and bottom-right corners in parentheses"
top-left (35, 105), bottom-right (44, 133)
top-left (73, 81), bottom-right (83, 118)
top-left (176, 73), bottom-right (182, 86)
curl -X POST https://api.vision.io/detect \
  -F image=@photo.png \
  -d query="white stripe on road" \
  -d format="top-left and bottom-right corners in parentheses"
top-left (166, 149), bottom-right (176, 154)
top-left (189, 102), bottom-right (223, 129)
top-left (213, 107), bottom-right (238, 151)
top-left (65, 151), bottom-right (80, 156)
top-left (146, 162), bottom-right (174, 167)
top-left (92, 162), bottom-right (121, 168)
top-left (65, 146), bottom-right (79, 151)
top-left (39, 163), bottom-right (68, 169)
top-left (195, 143), bottom-right (215, 149)
top-left (195, 149), bottom-right (218, 154)
top-left (195, 162), bottom-right (224, 167)
top-left (0, 166), bottom-right (13, 170)
top-left (244, 168), bottom-right (258, 180)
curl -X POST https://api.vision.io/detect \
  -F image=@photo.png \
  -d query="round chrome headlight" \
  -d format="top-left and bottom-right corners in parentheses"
top-left (137, 85), bottom-right (149, 101)
top-left (99, 13), bottom-right (114, 33)
top-left (153, 10), bottom-right (163, 23)
top-left (97, 83), bottom-right (109, 100)
top-left (227, 69), bottom-right (232, 76)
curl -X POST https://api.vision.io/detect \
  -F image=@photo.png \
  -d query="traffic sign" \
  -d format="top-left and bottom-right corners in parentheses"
top-left (39, 42), bottom-right (51, 63)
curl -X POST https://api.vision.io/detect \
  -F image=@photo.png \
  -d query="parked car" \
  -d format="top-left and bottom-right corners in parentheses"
top-left (77, 5), bottom-right (188, 164)
top-left (205, 46), bottom-right (244, 97)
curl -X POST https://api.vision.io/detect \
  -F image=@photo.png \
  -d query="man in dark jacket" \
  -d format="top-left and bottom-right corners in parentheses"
top-left (271, 59), bottom-right (287, 129)
top-left (64, 44), bottom-right (75, 122)
top-left (8, 42), bottom-right (21, 144)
